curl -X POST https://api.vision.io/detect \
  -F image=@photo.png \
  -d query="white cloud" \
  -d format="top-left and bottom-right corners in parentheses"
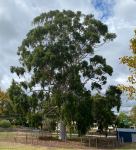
top-left (115, 75), bottom-right (128, 84)
top-left (114, 0), bottom-right (136, 23)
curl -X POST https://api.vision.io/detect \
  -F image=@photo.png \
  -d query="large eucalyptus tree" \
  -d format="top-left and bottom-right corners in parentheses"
top-left (10, 10), bottom-right (115, 140)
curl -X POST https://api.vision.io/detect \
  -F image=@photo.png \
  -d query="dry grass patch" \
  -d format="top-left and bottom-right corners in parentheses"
top-left (0, 141), bottom-right (86, 150)
top-left (116, 143), bottom-right (136, 150)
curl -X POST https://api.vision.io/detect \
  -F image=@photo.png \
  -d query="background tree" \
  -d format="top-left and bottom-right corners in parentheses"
top-left (10, 10), bottom-right (115, 139)
top-left (8, 80), bottom-right (44, 128)
top-left (92, 86), bottom-right (122, 133)
top-left (8, 80), bottom-right (29, 126)
top-left (116, 112), bottom-right (132, 128)
top-left (119, 30), bottom-right (136, 99)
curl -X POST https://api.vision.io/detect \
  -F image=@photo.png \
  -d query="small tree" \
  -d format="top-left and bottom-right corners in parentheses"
top-left (116, 112), bottom-right (132, 128)
top-left (92, 86), bottom-right (122, 133)
top-left (10, 10), bottom-right (115, 139)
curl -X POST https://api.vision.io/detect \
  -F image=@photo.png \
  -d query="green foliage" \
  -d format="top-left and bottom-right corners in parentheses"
top-left (0, 120), bottom-right (11, 128)
top-left (27, 113), bottom-right (43, 128)
top-left (10, 10), bottom-right (116, 136)
top-left (8, 80), bottom-right (29, 115)
top-left (106, 86), bottom-right (122, 111)
top-left (76, 98), bottom-right (92, 136)
top-left (92, 86), bottom-right (122, 132)
top-left (8, 81), bottom-right (44, 128)
top-left (116, 112), bottom-right (132, 128)
top-left (13, 117), bottom-right (27, 126)
top-left (8, 80), bottom-right (29, 126)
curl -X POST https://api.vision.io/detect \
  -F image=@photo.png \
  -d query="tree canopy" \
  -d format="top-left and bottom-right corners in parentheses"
top-left (10, 10), bottom-right (116, 136)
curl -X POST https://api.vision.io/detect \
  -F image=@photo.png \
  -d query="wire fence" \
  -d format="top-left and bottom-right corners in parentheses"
top-left (0, 128), bottom-right (122, 149)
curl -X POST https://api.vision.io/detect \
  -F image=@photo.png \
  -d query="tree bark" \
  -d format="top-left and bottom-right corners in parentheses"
top-left (59, 121), bottom-right (66, 141)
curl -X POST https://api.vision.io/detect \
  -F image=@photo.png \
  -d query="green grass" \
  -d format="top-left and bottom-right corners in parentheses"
top-left (0, 131), bottom-right (16, 138)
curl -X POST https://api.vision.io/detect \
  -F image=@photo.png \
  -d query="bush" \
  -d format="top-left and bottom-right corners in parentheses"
top-left (0, 119), bottom-right (11, 128)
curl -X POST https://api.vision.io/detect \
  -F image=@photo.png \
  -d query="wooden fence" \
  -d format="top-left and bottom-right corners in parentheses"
top-left (0, 128), bottom-right (122, 149)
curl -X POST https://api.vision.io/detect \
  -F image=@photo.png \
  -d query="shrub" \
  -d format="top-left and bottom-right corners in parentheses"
top-left (0, 119), bottom-right (11, 128)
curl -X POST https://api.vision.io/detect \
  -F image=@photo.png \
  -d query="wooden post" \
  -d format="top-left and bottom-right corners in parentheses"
top-left (112, 140), bottom-right (114, 148)
top-left (36, 135), bottom-right (38, 145)
top-left (55, 120), bottom-right (58, 139)
top-left (96, 138), bottom-right (97, 148)
top-left (26, 134), bottom-right (27, 144)
top-left (89, 137), bottom-right (91, 147)
top-left (81, 137), bottom-right (83, 144)
top-left (32, 136), bottom-right (33, 144)
top-left (14, 137), bottom-right (16, 143)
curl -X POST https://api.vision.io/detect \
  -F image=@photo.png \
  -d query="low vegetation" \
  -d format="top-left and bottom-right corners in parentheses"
top-left (0, 120), bottom-right (11, 128)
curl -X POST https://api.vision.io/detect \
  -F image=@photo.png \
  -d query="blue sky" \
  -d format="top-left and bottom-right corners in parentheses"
top-left (92, 0), bottom-right (115, 20)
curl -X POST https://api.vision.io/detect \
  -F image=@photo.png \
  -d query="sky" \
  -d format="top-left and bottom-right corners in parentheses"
top-left (0, 0), bottom-right (136, 112)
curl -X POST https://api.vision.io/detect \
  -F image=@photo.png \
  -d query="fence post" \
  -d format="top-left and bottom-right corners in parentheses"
top-left (89, 137), bottom-right (91, 147)
top-left (96, 138), bottom-right (97, 148)
top-left (26, 134), bottom-right (27, 144)
top-left (112, 140), bottom-right (114, 148)
top-left (37, 135), bottom-right (38, 145)
top-left (80, 137), bottom-right (83, 144)
top-left (14, 137), bottom-right (16, 143)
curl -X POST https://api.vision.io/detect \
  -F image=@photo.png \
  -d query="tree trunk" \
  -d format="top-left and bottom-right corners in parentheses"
top-left (59, 121), bottom-right (66, 141)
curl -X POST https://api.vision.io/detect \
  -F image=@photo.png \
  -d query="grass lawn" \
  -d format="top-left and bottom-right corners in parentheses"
top-left (1, 141), bottom-right (136, 150)
top-left (0, 142), bottom-right (78, 150)
top-left (0, 131), bottom-right (16, 138)
top-left (1, 132), bottom-right (136, 150)
top-left (116, 143), bottom-right (136, 150)
top-left (0, 141), bottom-right (90, 150)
